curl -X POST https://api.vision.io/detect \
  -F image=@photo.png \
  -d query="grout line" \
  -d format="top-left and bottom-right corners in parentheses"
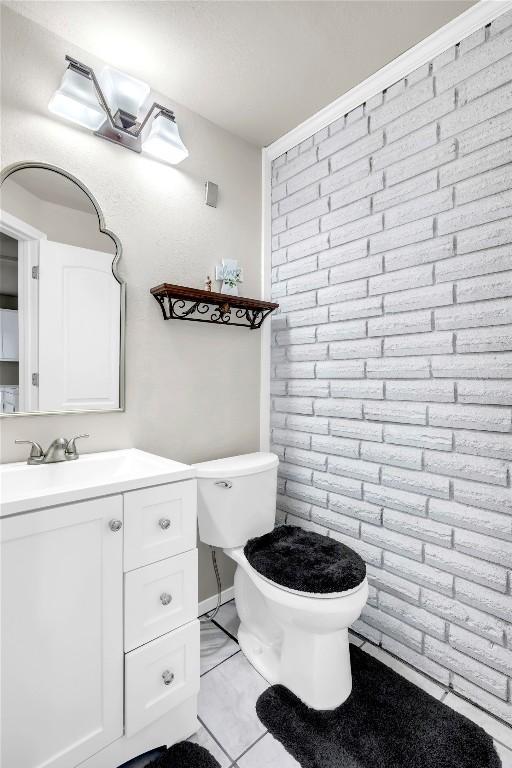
top-left (234, 731), bottom-right (269, 764)
top-left (200, 648), bottom-right (241, 678)
top-left (212, 616), bottom-right (240, 645)
top-left (197, 716), bottom-right (237, 765)
top-left (494, 736), bottom-right (512, 753)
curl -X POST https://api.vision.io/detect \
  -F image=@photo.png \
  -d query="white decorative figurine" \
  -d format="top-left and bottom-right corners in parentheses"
top-left (215, 258), bottom-right (243, 296)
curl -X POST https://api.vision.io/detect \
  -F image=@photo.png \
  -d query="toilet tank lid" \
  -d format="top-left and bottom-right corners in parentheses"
top-left (193, 452), bottom-right (279, 478)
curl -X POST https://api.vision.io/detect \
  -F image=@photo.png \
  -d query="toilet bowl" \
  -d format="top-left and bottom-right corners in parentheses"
top-left (193, 452), bottom-right (368, 710)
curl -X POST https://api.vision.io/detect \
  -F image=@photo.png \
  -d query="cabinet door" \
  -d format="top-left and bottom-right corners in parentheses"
top-left (1, 496), bottom-right (124, 768)
top-left (38, 240), bottom-right (120, 411)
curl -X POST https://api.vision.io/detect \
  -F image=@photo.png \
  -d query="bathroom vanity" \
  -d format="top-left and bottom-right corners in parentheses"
top-left (0, 449), bottom-right (200, 768)
top-left (0, 165), bottom-right (199, 767)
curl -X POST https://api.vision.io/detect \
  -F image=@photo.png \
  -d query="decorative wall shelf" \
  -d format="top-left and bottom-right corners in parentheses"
top-left (150, 283), bottom-right (279, 329)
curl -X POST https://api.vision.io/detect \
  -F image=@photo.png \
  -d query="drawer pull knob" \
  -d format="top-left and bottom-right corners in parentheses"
top-left (109, 519), bottom-right (123, 532)
top-left (160, 592), bottom-right (172, 606)
top-left (159, 518), bottom-right (171, 530)
top-left (215, 481), bottom-right (232, 489)
top-left (162, 669), bottom-right (175, 686)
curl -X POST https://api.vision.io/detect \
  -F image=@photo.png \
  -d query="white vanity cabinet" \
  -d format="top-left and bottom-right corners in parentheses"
top-left (1, 496), bottom-right (124, 768)
top-left (1, 456), bottom-right (199, 768)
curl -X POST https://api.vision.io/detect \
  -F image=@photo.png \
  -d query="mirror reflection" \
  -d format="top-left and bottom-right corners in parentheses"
top-left (0, 165), bottom-right (123, 415)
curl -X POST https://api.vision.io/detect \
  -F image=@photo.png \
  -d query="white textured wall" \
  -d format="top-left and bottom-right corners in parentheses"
top-left (270, 11), bottom-right (512, 722)
top-left (1, 7), bottom-right (262, 601)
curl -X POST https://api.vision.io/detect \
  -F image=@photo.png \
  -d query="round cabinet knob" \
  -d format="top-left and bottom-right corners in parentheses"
top-left (159, 518), bottom-right (171, 530)
top-left (160, 592), bottom-right (172, 606)
top-left (109, 519), bottom-right (123, 532)
top-left (162, 669), bottom-right (175, 686)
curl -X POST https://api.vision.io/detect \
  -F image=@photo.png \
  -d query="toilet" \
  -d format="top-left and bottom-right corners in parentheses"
top-left (194, 452), bottom-right (368, 710)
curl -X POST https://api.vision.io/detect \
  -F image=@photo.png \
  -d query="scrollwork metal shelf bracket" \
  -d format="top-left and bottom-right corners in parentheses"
top-left (150, 283), bottom-right (279, 330)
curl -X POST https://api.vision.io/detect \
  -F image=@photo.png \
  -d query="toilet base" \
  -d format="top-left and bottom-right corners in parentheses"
top-left (280, 624), bottom-right (352, 710)
top-left (238, 622), bottom-right (280, 685)
top-left (230, 556), bottom-right (366, 710)
top-left (238, 618), bottom-right (353, 710)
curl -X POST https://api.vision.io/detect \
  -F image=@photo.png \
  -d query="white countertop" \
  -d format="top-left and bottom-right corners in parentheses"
top-left (0, 448), bottom-right (195, 517)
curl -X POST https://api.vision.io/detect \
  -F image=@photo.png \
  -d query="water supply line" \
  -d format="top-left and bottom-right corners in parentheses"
top-left (200, 547), bottom-right (223, 622)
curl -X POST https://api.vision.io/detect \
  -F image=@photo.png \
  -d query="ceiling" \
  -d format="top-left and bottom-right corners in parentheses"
top-left (5, 1), bottom-right (475, 146)
top-left (8, 169), bottom-right (96, 213)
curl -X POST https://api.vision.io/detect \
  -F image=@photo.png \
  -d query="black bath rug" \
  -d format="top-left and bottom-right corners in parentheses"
top-left (256, 645), bottom-right (501, 768)
top-left (146, 742), bottom-right (221, 768)
top-left (120, 742), bottom-right (220, 768)
top-left (244, 524), bottom-right (366, 593)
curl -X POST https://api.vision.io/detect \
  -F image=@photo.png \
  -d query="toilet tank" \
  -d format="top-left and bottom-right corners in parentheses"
top-left (193, 452), bottom-right (279, 549)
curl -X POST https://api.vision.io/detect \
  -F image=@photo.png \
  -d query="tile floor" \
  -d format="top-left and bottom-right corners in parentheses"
top-left (129, 599), bottom-right (512, 767)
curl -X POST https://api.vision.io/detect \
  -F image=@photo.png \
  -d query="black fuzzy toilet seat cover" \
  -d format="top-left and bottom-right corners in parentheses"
top-left (244, 525), bottom-right (366, 594)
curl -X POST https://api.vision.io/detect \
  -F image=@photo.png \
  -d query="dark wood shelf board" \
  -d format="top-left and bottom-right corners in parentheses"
top-left (150, 283), bottom-right (279, 329)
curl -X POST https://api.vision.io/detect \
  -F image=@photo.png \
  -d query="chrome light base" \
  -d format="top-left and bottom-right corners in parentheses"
top-left (95, 121), bottom-right (142, 153)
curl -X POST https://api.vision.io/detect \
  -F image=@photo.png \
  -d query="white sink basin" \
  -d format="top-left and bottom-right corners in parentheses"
top-left (0, 448), bottom-right (194, 517)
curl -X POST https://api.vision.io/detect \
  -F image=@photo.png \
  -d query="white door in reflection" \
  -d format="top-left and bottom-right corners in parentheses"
top-left (38, 240), bottom-right (121, 411)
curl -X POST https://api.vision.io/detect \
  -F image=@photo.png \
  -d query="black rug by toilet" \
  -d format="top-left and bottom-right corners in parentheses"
top-left (256, 645), bottom-right (501, 768)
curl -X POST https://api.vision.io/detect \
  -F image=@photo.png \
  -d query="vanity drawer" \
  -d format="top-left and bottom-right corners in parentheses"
top-left (125, 619), bottom-right (200, 737)
top-left (123, 480), bottom-right (196, 571)
top-left (124, 549), bottom-right (198, 652)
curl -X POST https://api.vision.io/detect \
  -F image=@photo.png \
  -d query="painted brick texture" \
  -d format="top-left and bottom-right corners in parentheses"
top-left (270, 15), bottom-right (512, 723)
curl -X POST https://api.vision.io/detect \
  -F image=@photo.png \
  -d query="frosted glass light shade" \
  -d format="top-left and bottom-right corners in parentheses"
top-left (99, 66), bottom-right (150, 118)
top-left (142, 114), bottom-right (189, 165)
top-left (48, 68), bottom-right (106, 131)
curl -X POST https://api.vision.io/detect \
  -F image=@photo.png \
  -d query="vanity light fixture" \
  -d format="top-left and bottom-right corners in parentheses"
top-left (49, 56), bottom-right (189, 165)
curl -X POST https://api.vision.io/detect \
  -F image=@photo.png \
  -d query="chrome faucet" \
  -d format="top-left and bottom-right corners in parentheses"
top-left (14, 440), bottom-right (45, 465)
top-left (44, 437), bottom-right (70, 463)
top-left (65, 435), bottom-right (89, 461)
top-left (15, 434), bottom-right (89, 464)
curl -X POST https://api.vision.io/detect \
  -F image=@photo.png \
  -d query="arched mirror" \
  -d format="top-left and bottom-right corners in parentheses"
top-left (0, 163), bottom-right (125, 415)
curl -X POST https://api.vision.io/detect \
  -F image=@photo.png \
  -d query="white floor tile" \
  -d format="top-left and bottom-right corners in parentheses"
top-left (200, 618), bottom-right (239, 675)
top-left (238, 733), bottom-right (300, 768)
top-left (188, 723), bottom-right (232, 768)
top-left (444, 694), bottom-right (512, 750)
top-left (362, 643), bottom-right (445, 700)
top-left (198, 651), bottom-right (268, 761)
top-left (214, 600), bottom-right (240, 639)
top-left (495, 741), bottom-right (512, 767)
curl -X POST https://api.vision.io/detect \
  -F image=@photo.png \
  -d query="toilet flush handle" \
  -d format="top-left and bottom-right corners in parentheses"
top-left (215, 480), bottom-right (232, 489)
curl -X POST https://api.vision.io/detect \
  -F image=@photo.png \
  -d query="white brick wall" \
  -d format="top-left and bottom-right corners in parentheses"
top-left (269, 14), bottom-right (512, 723)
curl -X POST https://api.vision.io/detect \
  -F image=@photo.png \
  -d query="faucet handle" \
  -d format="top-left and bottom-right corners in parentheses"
top-left (66, 434), bottom-right (90, 459)
top-left (15, 439), bottom-right (44, 464)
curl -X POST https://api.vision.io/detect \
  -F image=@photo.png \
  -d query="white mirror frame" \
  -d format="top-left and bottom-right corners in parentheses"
top-left (0, 161), bottom-right (126, 416)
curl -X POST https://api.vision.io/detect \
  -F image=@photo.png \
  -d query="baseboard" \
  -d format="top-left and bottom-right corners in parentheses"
top-left (198, 586), bottom-right (235, 617)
